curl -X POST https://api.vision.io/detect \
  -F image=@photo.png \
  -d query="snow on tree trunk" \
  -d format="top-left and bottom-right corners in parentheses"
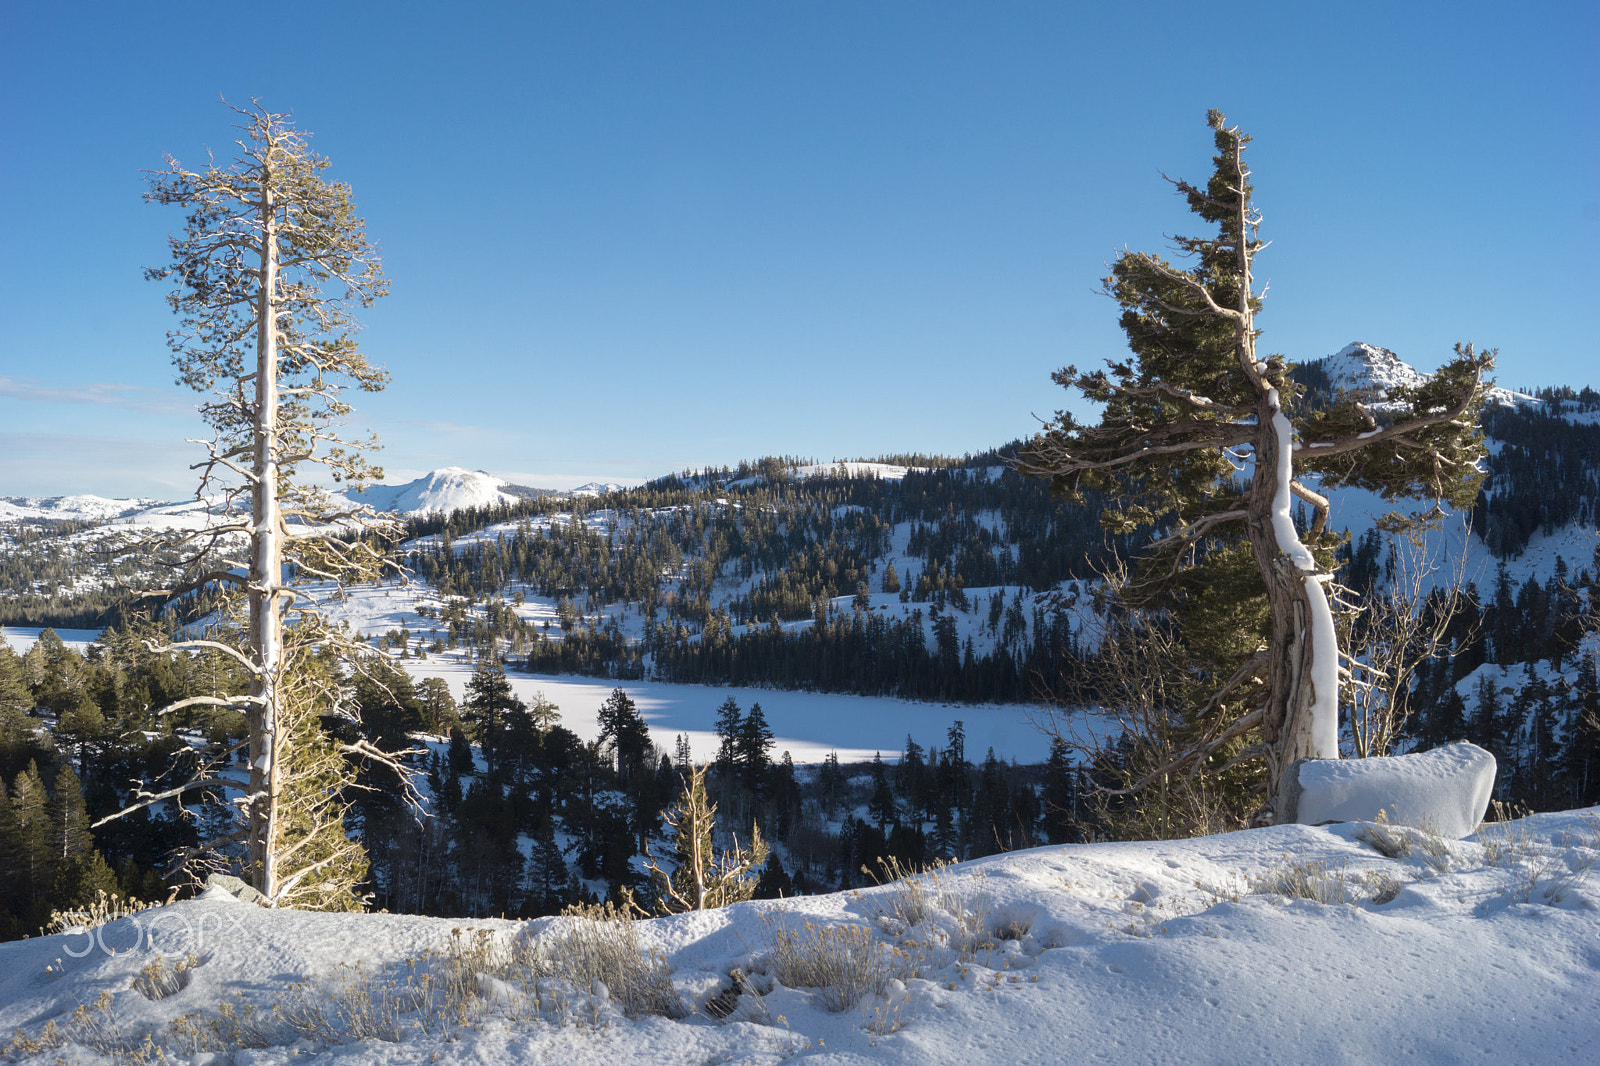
top-left (249, 178), bottom-right (283, 902)
top-left (1251, 387), bottom-right (1340, 818)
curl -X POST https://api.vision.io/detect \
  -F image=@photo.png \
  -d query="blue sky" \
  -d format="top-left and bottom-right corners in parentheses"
top-left (2, 1), bottom-right (1595, 498)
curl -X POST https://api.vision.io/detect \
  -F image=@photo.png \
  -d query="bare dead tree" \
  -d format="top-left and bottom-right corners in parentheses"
top-left (641, 765), bottom-right (767, 914)
top-left (1341, 522), bottom-right (1478, 758)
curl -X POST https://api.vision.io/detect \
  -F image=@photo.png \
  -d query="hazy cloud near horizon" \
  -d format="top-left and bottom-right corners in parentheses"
top-left (0, 376), bottom-right (192, 417)
top-left (0, 432), bottom-right (648, 500)
top-left (0, 433), bottom-right (197, 499)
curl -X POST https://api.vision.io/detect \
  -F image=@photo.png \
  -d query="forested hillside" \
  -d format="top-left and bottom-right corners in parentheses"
top-left (392, 453), bottom-right (1123, 703)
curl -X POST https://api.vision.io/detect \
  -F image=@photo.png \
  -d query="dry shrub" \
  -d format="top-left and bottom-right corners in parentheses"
top-left (764, 916), bottom-right (911, 1013)
top-left (1477, 806), bottom-right (1599, 905)
top-left (132, 954), bottom-right (200, 1001)
top-left (1357, 812), bottom-right (1453, 874)
top-left (544, 904), bottom-right (685, 1019)
top-left (859, 857), bottom-right (995, 969)
top-left (3, 912), bottom-right (686, 1062)
top-left (1250, 858), bottom-right (1356, 906)
top-left (48, 890), bottom-right (161, 936)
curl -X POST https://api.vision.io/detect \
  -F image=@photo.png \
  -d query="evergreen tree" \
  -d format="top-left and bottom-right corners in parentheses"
top-left (417, 677), bottom-right (459, 734)
top-left (713, 696), bottom-right (743, 781)
top-left (49, 764), bottom-right (94, 862)
top-left (735, 702), bottom-right (774, 802)
top-left (868, 752), bottom-right (896, 830)
top-left (753, 850), bottom-right (793, 899)
top-left (463, 655), bottom-right (525, 773)
top-left (525, 814), bottom-right (570, 916)
top-left (447, 726), bottom-right (475, 777)
top-left (8, 763), bottom-right (54, 909)
top-left (597, 688), bottom-right (652, 782)
top-left (1019, 111), bottom-right (1491, 822)
top-left (130, 101), bottom-right (401, 904)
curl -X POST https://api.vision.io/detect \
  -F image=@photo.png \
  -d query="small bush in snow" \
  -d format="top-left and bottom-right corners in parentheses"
top-left (1357, 812), bottom-right (1453, 874)
top-left (764, 916), bottom-right (911, 1013)
top-left (545, 903), bottom-right (686, 1019)
top-left (47, 889), bottom-right (161, 937)
top-left (1250, 858), bottom-right (1357, 906)
top-left (1477, 807), bottom-right (1598, 905)
top-left (132, 953), bottom-right (200, 1001)
top-left (858, 857), bottom-right (996, 969)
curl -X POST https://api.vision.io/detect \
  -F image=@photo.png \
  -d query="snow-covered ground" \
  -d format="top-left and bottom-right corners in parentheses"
top-left (4, 807), bottom-right (1596, 1065)
top-left (0, 626), bottom-right (102, 655)
top-left (401, 655), bottom-right (1051, 766)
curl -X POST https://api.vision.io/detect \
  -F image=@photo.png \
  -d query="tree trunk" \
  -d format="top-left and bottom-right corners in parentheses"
top-left (249, 180), bottom-right (283, 900)
top-left (1248, 387), bottom-right (1340, 823)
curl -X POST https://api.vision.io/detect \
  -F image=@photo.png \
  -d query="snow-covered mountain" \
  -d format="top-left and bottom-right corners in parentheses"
top-left (1301, 341), bottom-right (1538, 410)
top-left (0, 468), bottom-right (535, 530)
top-left (0, 493), bottom-right (162, 524)
top-left (1312, 341), bottom-right (1432, 396)
top-left (571, 481), bottom-right (626, 497)
top-left (348, 466), bottom-right (524, 515)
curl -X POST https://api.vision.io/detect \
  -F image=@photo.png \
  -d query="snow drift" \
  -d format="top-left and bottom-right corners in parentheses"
top-left (1289, 742), bottom-right (1498, 838)
top-left (3, 807), bottom-right (1596, 1065)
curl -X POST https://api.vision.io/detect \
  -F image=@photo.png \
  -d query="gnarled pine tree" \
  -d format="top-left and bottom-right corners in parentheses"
top-left (1020, 111), bottom-right (1491, 823)
top-left (109, 101), bottom-right (411, 906)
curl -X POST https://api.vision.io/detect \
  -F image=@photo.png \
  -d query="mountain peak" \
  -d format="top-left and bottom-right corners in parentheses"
top-left (1302, 342), bottom-right (1537, 410)
top-left (351, 467), bottom-right (518, 515)
top-left (1317, 342), bottom-right (1429, 398)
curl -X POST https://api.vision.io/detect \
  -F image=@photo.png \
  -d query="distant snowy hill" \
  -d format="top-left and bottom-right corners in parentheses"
top-left (571, 481), bottom-right (625, 497)
top-left (0, 494), bottom-right (162, 524)
top-left (0, 468), bottom-right (535, 531)
top-left (347, 466), bottom-right (523, 515)
top-left (1298, 341), bottom-right (1538, 410)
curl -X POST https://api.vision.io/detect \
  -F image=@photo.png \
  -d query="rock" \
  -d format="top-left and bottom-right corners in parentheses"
top-left (1287, 742), bottom-right (1496, 838)
top-left (203, 873), bottom-right (266, 904)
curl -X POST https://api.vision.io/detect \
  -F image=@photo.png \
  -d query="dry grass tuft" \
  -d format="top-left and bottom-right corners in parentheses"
top-left (48, 890), bottom-right (161, 937)
top-left (764, 915), bottom-right (911, 1013)
top-left (858, 857), bottom-right (996, 968)
top-left (1250, 858), bottom-right (1357, 906)
top-left (1477, 806), bottom-right (1599, 905)
top-left (544, 904), bottom-right (685, 1019)
top-left (132, 954), bottom-right (200, 1001)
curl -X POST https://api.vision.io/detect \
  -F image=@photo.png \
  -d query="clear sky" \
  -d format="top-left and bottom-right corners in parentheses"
top-left (2, 1), bottom-right (1595, 498)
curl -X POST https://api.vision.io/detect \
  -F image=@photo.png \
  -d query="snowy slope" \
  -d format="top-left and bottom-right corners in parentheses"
top-left (3, 807), bottom-right (1596, 1065)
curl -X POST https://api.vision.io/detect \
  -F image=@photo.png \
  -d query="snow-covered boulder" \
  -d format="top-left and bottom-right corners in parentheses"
top-left (1288, 742), bottom-right (1496, 838)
